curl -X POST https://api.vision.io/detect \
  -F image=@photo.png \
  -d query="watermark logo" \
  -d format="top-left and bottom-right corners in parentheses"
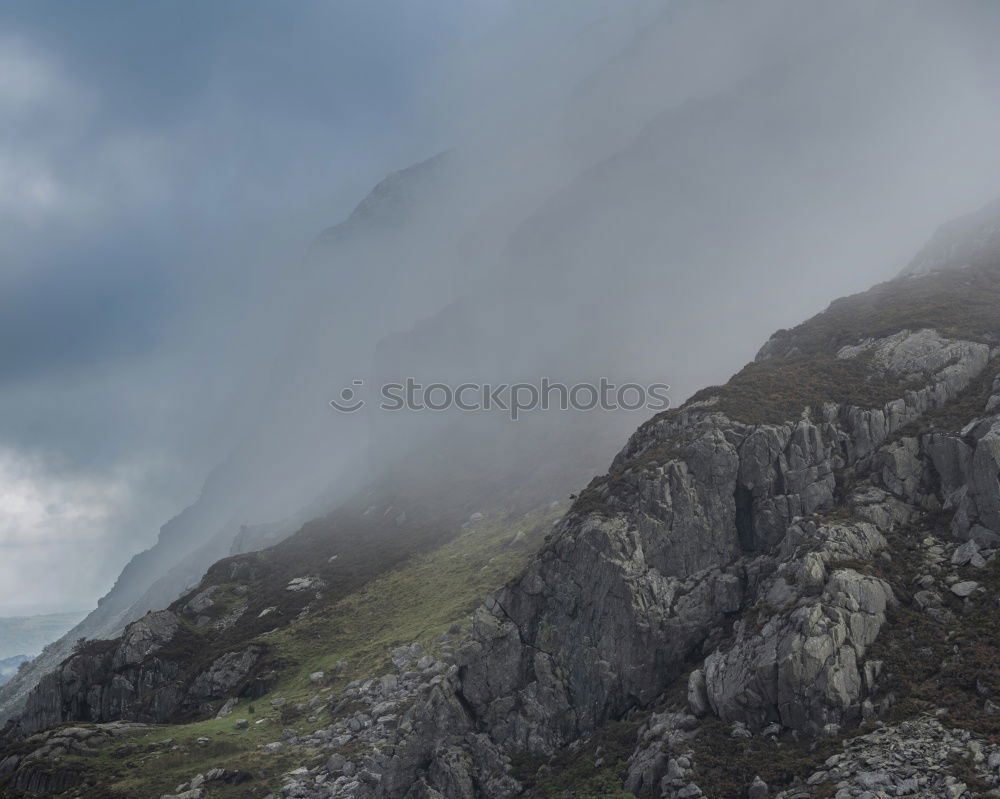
top-left (331, 379), bottom-right (366, 413)
top-left (330, 378), bottom-right (670, 420)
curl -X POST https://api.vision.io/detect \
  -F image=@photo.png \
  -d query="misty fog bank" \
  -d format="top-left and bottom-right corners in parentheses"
top-left (4, 0), bottom-right (1000, 626)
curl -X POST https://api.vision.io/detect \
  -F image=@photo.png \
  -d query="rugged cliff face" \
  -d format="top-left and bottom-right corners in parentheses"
top-left (11, 0), bottom-right (1000, 768)
top-left (12, 610), bottom-right (266, 738)
top-left (8, 208), bottom-right (1000, 798)
top-left (371, 330), bottom-right (999, 795)
top-left (359, 212), bottom-right (1000, 798)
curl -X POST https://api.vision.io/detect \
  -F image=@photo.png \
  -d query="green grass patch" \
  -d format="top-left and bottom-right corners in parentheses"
top-left (75, 716), bottom-right (306, 799)
top-left (20, 504), bottom-right (558, 798)
top-left (263, 504), bottom-right (558, 691)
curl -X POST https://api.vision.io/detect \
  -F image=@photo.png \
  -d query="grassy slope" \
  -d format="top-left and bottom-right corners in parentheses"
top-left (266, 504), bottom-right (560, 692)
top-left (29, 505), bottom-right (559, 799)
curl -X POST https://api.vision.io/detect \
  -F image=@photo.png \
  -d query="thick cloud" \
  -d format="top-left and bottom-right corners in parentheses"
top-left (0, 1), bottom-right (487, 613)
top-left (6, 0), bottom-right (1000, 619)
top-left (0, 0), bottom-right (655, 614)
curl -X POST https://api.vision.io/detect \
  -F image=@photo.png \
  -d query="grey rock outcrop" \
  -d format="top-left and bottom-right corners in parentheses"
top-left (113, 609), bottom-right (180, 668)
top-left (861, 396), bottom-right (1000, 549)
top-left (5, 609), bottom-right (265, 740)
top-left (450, 330), bottom-right (989, 748)
top-left (702, 520), bottom-right (893, 732)
top-left (774, 716), bottom-right (1000, 798)
top-left (0, 721), bottom-right (150, 796)
top-left (369, 328), bottom-right (1000, 795)
top-left (187, 647), bottom-right (263, 701)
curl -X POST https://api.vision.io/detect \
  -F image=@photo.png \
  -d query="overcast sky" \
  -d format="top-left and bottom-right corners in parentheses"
top-left (0, 0), bottom-right (502, 615)
top-left (0, 0), bottom-right (660, 615)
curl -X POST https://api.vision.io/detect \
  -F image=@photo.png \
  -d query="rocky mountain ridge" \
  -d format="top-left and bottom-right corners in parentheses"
top-left (9, 0), bottom-right (997, 751)
top-left (7, 205), bottom-right (1000, 797)
top-left (296, 215), bottom-right (1000, 797)
top-left (363, 320), bottom-right (1000, 797)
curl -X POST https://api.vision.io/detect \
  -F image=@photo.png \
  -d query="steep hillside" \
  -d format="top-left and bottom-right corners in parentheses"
top-left (11, 0), bottom-right (997, 744)
top-left (0, 501), bottom-right (561, 798)
top-left (7, 207), bottom-right (1000, 798)
top-left (0, 151), bottom-right (462, 727)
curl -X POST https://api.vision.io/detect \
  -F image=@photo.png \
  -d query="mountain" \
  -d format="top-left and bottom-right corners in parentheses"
top-left (8, 0), bottom-right (1000, 730)
top-left (0, 151), bottom-right (467, 727)
top-left (7, 4), bottom-right (1000, 795)
top-left (6, 202), bottom-right (1000, 797)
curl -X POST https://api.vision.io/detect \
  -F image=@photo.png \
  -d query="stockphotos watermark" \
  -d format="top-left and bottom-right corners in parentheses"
top-left (330, 378), bottom-right (671, 421)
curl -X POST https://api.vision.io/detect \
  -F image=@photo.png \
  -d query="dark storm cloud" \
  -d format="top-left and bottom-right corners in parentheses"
top-left (0, 0), bottom-right (509, 611)
top-left (0, 0), bottom-right (477, 437)
top-left (0, 0), bottom-right (458, 127)
top-left (0, 0), bottom-right (643, 614)
top-left (0, 233), bottom-right (175, 384)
